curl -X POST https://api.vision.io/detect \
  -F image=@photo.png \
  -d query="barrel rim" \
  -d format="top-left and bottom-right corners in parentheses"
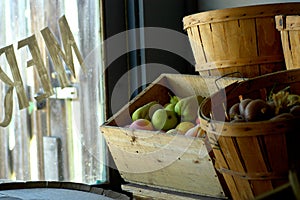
top-left (183, 2), bottom-right (300, 29)
top-left (0, 181), bottom-right (132, 199)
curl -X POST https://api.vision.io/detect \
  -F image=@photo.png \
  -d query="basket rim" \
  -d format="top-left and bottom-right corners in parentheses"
top-left (183, 2), bottom-right (300, 29)
top-left (198, 69), bottom-right (300, 137)
top-left (199, 98), bottom-right (299, 137)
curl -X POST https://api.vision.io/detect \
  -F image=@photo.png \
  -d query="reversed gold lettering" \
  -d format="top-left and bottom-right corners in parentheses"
top-left (59, 15), bottom-right (86, 74)
top-left (41, 15), bottom-right (86, 88)
top-left (18, 35), bottom-right (54, 101)
top-left (0, 66), bottom-right (15, 127)
top-left (0, 45), bottom-right (29, 109)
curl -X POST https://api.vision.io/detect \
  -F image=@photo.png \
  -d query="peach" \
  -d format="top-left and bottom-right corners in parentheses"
top-left (129, 119), bottom-right (154, 131)
top-left (185, 125), bottom-right (204, 137)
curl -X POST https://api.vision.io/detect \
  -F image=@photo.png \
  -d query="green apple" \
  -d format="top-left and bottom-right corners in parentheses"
top-left (164, 103), bottom-right (176, 112)
top-left (174, 95), bottom-right (205, 122)
top-left (148, 103), bottom-right (164, 119)
top-left (166, 128), bottom-right (179, 135)
top-left (151, 109), bottom-right (178, 131)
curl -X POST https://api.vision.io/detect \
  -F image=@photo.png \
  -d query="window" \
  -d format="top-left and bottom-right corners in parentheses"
top-left (0, 0), bottom-right (106, 184)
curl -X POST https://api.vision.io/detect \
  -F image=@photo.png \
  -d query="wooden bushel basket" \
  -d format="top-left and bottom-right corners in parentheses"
top-left (183, 3), bottom-right (300, 78)
top-left (276, 15), bottom-right (300, 70)
top-left (199, 69), bottom-right (300, 200)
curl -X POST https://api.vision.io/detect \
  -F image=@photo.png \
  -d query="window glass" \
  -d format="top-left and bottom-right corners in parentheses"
top-left (0, 0), bottom-right (106, 184)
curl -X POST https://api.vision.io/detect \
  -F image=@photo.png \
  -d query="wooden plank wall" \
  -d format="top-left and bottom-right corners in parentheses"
top-left (77, 0), bottom-right (105, 184)
top-left (0, 1), bottom-right (31, 181)
top-left (0, 1), bottom-right (11, 180)
top-left (0, 0), bottom-right (106, 184)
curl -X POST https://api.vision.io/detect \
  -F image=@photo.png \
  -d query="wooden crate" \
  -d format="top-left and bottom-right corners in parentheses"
top-left (199, 69), bottom-right (300, 200)
top-left (276, 15), bottom-right (300, 70)
top-left (183, 3), bottom-right (300, 77)
top-left (100, 74), bottom-right (242, 198)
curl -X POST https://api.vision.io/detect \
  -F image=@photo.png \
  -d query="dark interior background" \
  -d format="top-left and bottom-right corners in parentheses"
top-left (103, 1), bottom-right (199, 119)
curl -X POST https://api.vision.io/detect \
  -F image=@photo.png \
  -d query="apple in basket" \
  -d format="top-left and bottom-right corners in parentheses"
top-left (129, 119), bottom-right (154, 131)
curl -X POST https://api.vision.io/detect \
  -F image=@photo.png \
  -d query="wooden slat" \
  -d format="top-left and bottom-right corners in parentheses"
top-left (101, 126), bottom-right (225, 198)
top-left (263, 134), bottom-right (289, 189)
top-left (0, 2), bottom-right (10, 180)
top-left (196, 23), bottom-right (215, 75)
top-left (284, 15), bottom-right (300, 31)
top-left (48, 99), bottom-right (70, 181)
top-left (256, 17), bottom-right (282, 56)
top-left (9, 0), bottom-right (31, 181)
top-left (280, 31), bottom-right (294, 70)
top-left (77, 0), bottom-right (105, 184)
top-left (122, 183), bottom-right (210, 200)
top-left (256, 17), bottom-right (286, 75)
top-left (190, 26), bottom-right (206, 64)
top-left (43, 136), bottom-right (62, 181)
top-left (211, 22), bottom-right (228, 62)
top-left (218, 137), bottom-right (255, 199)
top-left (276, 15), bottom-right (300, 70)
top-left (224, 20), bottom-right (240, 59)
top-left (289, 30), bottom-right (300, 69)
top-left (29, 0), bottom-right (48, 181)
top-left (199, 23), bottom-right (215, 65)
top-left (216, 137), bottom-right (245, 174)
top-left (238, 19), bottom-right (257, 58)
top-left (207, 134), bottom-right (238, 200)
top-left (44, 1), bottom-right (72, 182)
top-left (0, 131), bottom-right (10, 179)
top-left (237, 137), bottom-right (273, 196)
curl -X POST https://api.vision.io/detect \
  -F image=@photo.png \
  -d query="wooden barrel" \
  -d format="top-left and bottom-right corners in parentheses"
top-left (276, 15), bottom-right (300, 70)
top-left (0, 181), bottom-right (130, 200)
top-left (199, 69), bottom-right (300, 200)
top-left (183, 3), bottom-right (300, 77)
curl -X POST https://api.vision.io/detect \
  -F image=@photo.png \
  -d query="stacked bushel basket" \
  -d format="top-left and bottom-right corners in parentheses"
top-left (183, 3), bottom-right (300, 200)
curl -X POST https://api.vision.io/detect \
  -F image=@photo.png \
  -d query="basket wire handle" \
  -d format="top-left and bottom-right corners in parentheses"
top-left (215, 72), bottom-right (245, 90)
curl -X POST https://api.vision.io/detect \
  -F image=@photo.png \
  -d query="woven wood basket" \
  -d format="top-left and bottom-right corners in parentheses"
top-left (199, 69), bottom-right (300, 200)
top-left (183, 3), bottom-right (300, 77)
top-left (276, 15), bottom-right (300, 70)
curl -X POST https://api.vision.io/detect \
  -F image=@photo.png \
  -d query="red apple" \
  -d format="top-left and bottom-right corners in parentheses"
top-left (195, 117), bottom-right (201, 125)
top-left (129, 119), bottom-right (154, 131)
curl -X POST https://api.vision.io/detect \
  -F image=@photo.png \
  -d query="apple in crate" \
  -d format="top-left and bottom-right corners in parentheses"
top-left (175, 121), bottom-right (195, 134)
top-left (129, 119), bottom-right (154, 131)
top-left (185, 125), bottom-right (204, 137)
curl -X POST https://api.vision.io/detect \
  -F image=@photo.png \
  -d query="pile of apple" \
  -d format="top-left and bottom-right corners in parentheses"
top-left (128, 94), bottom-right (205, 137)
